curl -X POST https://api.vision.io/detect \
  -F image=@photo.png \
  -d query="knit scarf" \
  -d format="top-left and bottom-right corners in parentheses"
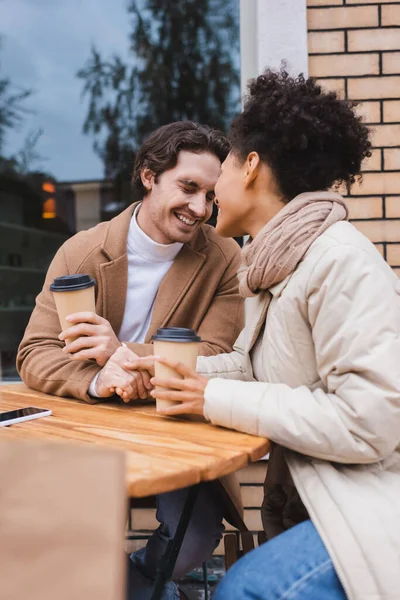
top-left (238, 191), bottom-right (349, 298)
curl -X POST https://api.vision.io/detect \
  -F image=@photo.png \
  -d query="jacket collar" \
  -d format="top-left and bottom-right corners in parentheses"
top-left (99, 201), bottom-right (209, 338)
top-left (244, 273), bottom-right (294, 356)
top-left (101, 201), bottom-right (209, 260)
top-left (269, 274), bottom-right (293, 298)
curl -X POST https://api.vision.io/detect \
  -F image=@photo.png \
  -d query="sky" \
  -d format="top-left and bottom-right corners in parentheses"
top-left (0, 0), bottom-right (131, 181)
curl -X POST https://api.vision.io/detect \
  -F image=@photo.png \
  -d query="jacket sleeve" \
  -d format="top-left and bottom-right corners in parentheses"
top-left (196, 328), bottom-right (247, 380)
top-left (16, 245), bottom-right (101, 402)
top-left (204, 245), bottom-right (400, 464)
top-left (195, 243), bottom-right (244, 356)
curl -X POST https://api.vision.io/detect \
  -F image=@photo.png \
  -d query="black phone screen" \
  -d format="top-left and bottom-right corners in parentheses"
top-left (0, 407), bottom-right (49, 422)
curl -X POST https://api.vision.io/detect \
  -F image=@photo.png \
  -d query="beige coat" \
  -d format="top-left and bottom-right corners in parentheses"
top-left (17, 203), bottom-right (245, 528)
top-left (198, 221), bottom-right (400, 600)
top-left (17, 203), bottom-right (244, 402)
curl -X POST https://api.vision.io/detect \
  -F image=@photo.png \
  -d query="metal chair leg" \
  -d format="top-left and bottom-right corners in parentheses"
top-left (202, 561), bottom-right (209, 600)
top-left (150, 485), bottom-right (200, 600)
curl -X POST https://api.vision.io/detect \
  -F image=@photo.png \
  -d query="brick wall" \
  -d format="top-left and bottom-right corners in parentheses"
top-left (126, 461), bottom-right (268, 556)
top-left (308, 0), bottom-right (400, 276)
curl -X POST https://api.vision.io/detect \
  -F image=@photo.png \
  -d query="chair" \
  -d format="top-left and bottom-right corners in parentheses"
top-left (0, 439), bottom-right (126, 600)
top-left (224, 530), bottom-right (268, 571)
top-left (126, 496), bottom-right (210, 599)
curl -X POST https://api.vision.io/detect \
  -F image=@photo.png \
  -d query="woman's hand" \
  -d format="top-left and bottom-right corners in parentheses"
top-left (150, 357), bottom-right (208, 416)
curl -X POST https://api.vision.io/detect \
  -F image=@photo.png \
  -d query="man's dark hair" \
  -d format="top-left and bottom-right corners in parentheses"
top-left (229, 69), bottom-right (372, 201)
top-left (132, 121), bottom-right (230, 201)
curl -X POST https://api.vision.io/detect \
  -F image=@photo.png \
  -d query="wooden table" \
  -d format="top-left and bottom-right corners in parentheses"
top-left (0, 384), bottom-right (269, 599)
top-left (0, 384), bottom-right (269, 497)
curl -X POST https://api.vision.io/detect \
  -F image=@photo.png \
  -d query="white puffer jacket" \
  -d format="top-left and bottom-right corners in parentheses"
top-left (198, 221), bottom-right (400, 600)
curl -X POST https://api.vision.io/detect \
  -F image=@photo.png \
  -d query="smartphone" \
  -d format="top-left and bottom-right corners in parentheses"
top-left (0, 407), bottom-right (52, 427)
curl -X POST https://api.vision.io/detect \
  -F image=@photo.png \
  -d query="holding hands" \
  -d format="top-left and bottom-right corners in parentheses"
top-left (95, 345), bottom-right (154, 402)
top-left (59, 314), bottom-right (207, 409)
top-left (127, 356), bottom-right (208, 416)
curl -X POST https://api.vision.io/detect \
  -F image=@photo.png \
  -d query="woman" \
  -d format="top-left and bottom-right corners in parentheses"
top-left (127, 70), bottom-right (400, 599)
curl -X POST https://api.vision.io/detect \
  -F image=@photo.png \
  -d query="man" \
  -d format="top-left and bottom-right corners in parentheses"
top-left (17, 121), bottom-right (244, 600)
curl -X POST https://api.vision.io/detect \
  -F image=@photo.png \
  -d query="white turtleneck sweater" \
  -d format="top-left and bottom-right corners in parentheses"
top-left (89, 205), bottom-right (183, 396)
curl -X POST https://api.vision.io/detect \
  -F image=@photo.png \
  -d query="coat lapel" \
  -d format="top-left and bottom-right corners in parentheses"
top-left (99, 255), bottom-right (128, 335)
top-left (97, 203), bottom-right (137, 336)
top-left (245, 292), bottom-right (271, 354)
top-left (145, 244), bottom-right (206, 342)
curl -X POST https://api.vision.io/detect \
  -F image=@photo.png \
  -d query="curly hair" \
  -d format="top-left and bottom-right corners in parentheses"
top-left (229, 70), bottom-right (372, 201)
top-left (132, 121), bottom-right (230, 201)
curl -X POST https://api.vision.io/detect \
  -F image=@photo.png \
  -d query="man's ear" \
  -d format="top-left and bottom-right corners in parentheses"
top-left (244, 152), bottom-right (261, 189)
top-left (141, 168), bottom-right (155, 192)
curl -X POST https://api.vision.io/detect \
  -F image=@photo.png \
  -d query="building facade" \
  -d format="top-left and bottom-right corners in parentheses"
top-left (307, 0), bottom-right (400, 275)
top-left (241, 0), bottom-right (400, 274)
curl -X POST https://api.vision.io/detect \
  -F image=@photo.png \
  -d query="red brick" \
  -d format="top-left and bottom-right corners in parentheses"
top-left (308, 0), bottom-right (343, 5)
top-left (347, 0), bottom-right (398, 3)
top-left (237, 462), bottom-right (268, 484)
top-left (309, 53), bottom-right (379, 77)
top-left (225, 509), bottom-right (262, 532)
top-left (347, 196), bottom-right (383, 219)
top-left (371, 125), bottom-right (400, 148)
top-left (353, 220), bottom-right (400, 242)
top-left (383, 53), bottom-right (400, 75)
top-left (348, 29), bottom-right (400, 52)
top-left (375, 243), bottom-right (384, 257)
top-left (316, 78), bottom-right (345, 96)
top-left (384, 149), bottom-right (400, 171)
top-left (386, 244), bottom-right (400, 266)
top-left (351, 172), bottom-right (400, 195)
top-left (383, 101), bottom-right (400, 123)
top-left (355, 101), bottom-right (381, 124)
top-left (308, 31), bottom-right (345, 54)
top-left (393, 268), bottom-right (400, 277)
top-left (308, 6), bottom-right (378, 30)
top-left (382, 5), bottom-right (400, 27)
top-left (241, 486), bottom-right (264, 507)
top-left (363, 149), bottom-right (381, 171)
top-left (348, 77), bottom-right (400, 100)
top-left (335, 181), bottom-right (349, 196)
top-left (386, 197), bottom-right (400, 218)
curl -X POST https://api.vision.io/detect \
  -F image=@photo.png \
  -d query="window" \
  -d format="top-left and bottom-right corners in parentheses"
top-left (0, 0), bottom-right (240, 380)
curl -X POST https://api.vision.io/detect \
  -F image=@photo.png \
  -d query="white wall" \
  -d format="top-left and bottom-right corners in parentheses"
top-left (72, 182), bottom-right (102, 232)
top-left (240, 0), bottom-right (308, 95)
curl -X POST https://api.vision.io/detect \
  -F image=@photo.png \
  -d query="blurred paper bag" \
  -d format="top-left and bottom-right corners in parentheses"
top-left (0, 439), bottom-right (126, 600)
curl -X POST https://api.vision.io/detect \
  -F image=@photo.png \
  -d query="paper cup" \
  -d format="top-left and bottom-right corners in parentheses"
top-left (50, 274), bottom-right (96, 342)
top-left (152, 327), bottom-right (200, 412)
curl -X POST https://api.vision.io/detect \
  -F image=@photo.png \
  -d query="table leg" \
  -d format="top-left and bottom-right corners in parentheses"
top-left (150, 485), bottom-right (200, 600)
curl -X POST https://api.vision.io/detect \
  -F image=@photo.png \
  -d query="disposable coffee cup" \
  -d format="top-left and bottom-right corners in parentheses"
top-left (50, 274), bottom-right (96, 342)
top-left (152, 327), bottom-right (201, 413)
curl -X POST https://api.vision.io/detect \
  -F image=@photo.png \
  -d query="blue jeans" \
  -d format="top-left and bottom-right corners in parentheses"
top-left (127, 482), bottom-right (224, 600)
top-left (214, 520), bottom-right (347, 600)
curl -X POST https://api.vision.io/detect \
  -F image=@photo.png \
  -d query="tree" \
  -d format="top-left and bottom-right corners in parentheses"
top-left (0, 41), bottom-right (54, 230)
top-left (0, 40), bottom-right (32, 157)
top-left (77, 0), bottom-right (240, 189)
top-left (0, 39), bottom-right (44, 175)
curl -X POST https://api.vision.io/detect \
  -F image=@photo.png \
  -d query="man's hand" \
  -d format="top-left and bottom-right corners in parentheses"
top-left (59, 312), bottom-right (121, 366)
top-left (95, 346), bottom-right (154, 402)
top-left (127, 356), bottom-right (207, 415)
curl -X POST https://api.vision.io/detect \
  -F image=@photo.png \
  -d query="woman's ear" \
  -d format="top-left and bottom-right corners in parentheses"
top-left (141, 168), bottom-right (155, 192)
top-left (244, 152), bottom-right (261, 189)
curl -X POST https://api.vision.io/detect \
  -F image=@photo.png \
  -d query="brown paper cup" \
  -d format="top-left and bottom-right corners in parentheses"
top-left (50, 275), bottom-right (96, 343)
top-left (153, 339), bottom-right (199, 412)
top-left (152, 328), bottom-right (201, 414)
